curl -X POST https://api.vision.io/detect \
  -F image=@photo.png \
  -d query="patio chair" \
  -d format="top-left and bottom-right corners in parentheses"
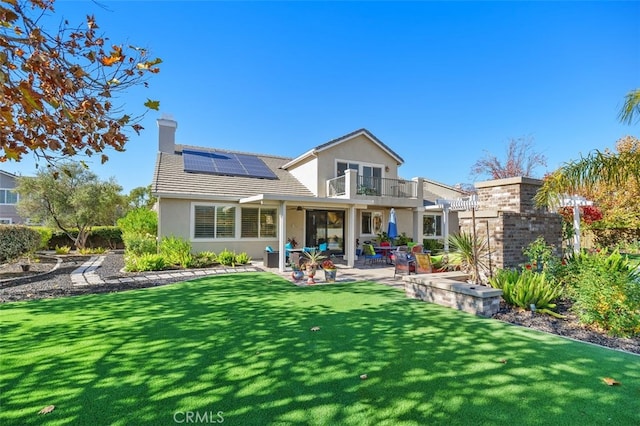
top-left (394, 251), bottom-right (416, 278)
top-left (362, 244), bottom-right (383, 266)
top-left (411, 244), bottom-right (423, 254)
top-left (318, 242), bottom-right (329, 257)
top-left (414, 253), bottom-right (432, 274)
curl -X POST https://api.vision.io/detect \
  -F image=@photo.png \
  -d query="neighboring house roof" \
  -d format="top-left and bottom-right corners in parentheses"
top-left (0, 170), bottom-right (17, 179)
top-left (281, 128), bottom-right (404, 170)
top-left (152, 145), bottom-right (316, 200)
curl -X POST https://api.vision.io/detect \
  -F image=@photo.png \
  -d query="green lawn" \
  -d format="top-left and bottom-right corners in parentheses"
top-left (1, 272), bottom-right (639, 425)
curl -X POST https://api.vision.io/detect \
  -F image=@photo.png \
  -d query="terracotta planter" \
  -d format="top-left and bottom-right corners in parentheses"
top-left (306, 265), bottom-right (318, 284)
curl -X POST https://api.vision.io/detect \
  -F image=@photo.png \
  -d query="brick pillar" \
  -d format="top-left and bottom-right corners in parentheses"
top-left (458, 177), bottom-right (562, 270)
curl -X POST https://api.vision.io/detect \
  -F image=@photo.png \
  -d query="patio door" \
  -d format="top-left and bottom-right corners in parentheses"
top-left (362, 166), bottom-right (382, 195)
top-left (305, 210), bottom-right (345, 254)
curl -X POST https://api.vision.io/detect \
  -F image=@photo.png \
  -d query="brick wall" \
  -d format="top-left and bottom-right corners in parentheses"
top-left (459, 177), bottom-right (563, 271)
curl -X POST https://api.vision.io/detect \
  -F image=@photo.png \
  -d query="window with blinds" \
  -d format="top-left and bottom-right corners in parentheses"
top-left (194, 204), bottom-right (276, 239)
top-left (216, 206), bottom-right (235, 238)
top-left (241, 208), bottom-right (259, 237)
top-left (194, 205), bottom-right (215, 238)
top-left (260, 208), bottom-right (276, 237)
top-left (194, 205), bottom-right (236, 239)
top-left (241, 207), bottom-right (277, 238)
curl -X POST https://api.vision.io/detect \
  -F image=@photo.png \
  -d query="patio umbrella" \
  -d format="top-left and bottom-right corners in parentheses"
top-left (387, 208), bottom-right (398, 240)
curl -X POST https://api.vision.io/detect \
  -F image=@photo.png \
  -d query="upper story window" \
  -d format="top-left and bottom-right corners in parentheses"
top-left (0, 189), bottom-right (18, 205)
top-left (337, 161), bottom-right (359, 177)
top-left (336, 161), bottom-right (383, 179)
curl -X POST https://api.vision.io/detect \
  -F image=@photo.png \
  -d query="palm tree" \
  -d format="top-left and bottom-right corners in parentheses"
top-left (535, 149), bottom-right (640, 207)
top-left (535, 90), bottom-right (640, 207)
top-left (619, 88), bottom-right (640, 125)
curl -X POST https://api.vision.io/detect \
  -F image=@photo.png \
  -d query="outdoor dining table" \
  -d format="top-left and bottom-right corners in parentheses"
top-left (373, 246), bottom-right (398, 264)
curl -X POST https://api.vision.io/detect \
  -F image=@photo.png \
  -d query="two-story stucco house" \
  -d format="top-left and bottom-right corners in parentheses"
top-left (0, 170), bottom-right (22, 225)
top-left (151, 118), bottom-right (465, 271)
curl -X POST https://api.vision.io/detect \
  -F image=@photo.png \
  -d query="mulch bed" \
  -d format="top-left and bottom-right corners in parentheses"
top-left (493, 299), bottom-right (640, 355)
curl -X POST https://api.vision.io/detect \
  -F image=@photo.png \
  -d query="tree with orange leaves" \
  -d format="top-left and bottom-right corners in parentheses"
top-left (0, 0), bottom-right (161, 165)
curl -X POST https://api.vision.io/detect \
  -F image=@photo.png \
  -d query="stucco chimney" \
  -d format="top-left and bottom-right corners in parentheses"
top-left (157, 117), bottom-right (177, 153)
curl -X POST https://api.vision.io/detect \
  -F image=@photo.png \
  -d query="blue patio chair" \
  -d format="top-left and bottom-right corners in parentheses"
top-left (362, 244), bottom-right (383, 266)
top-left (318, 242), bottom-right (329, 256)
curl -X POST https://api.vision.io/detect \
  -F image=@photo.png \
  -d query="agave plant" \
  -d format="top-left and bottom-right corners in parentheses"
top-left (302, 250), bottom-right (327, 268)
top-left (489, 269), bottom-right (564, 318)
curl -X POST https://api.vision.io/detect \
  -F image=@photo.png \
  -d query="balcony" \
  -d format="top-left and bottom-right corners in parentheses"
top-left (327, 174), bottom-right (417, 199)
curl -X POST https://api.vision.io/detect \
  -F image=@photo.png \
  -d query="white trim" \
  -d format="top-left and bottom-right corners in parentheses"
top-left (0, 218), bottom-right (12, 224)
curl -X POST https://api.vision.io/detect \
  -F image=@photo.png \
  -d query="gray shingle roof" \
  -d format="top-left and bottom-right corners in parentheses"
top-left (152, 145), bottom-right (315, 199)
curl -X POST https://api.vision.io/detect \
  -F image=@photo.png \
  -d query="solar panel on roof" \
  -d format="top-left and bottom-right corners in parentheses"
top-left (183, 149), bottom-right (278, 179)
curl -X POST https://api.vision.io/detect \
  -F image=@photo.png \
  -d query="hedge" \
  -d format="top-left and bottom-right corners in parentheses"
top-left (47, 226), bottom-right (124, 249)
top-left (0, 225), bottom-right (41, 262)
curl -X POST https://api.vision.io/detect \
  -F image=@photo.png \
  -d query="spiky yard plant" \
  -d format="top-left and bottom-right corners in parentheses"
top-left (489, 269), bottom-right (564, 318)
top-left (447, 232), bottom-right (491, 284)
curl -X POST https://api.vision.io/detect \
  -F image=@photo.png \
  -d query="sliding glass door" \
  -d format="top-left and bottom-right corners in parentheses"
top-left (305, 210), bottom-right (345, 254)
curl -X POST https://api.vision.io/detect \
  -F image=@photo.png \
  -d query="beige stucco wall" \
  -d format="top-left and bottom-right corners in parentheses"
top-left (317, 135), bottom-right (399, 197)
top-left (422, 180), bottom-right (464, 201)
top-left (158, 197), bottom-right (284, 260)
top-left (288, 156), bottom-right (319, 196)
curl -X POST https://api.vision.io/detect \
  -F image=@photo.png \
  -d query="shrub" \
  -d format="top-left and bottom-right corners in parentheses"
top-left (489, 269), bottom-right (564, 318)
top-left (47, 226), bottom-right (124, 249)
top-left (560, 249), bottom-right (640, 292)
top-left (217, 249), bottom-right (236, 266)
top-left (78, 247), bottom-right (107, 255)
top-left (557, 249), bottom-right (640, 337)
top-left (159, 236), bottom-right (193, 268)
top-left (90, 226), bottom-right (123, 249)
top-left (235, 252), bottom-right (251, 265)
top-left (0, 225), bottom-right (41, 262)
top-left (192, 251), bottom-right (217, 268)
top-left (55, 245), bottom-right (71, 254)
top-left (522, 236), bottom-right (557, 271)
top-left (122, 232), bottom-right (157, 256)
top-left (124, 253), bottom-right (166, 272)
top-left (422, 239), bottom-right (444, 253)
top-left (30, 226), bottom-right (52, 250)
top-left (117, 208), bottom-right (157, 236)
top-left (570, 267), bottom-right (640, 337)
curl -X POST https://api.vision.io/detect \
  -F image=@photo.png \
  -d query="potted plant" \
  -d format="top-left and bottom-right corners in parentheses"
top-left (290, 264), bottom-right (305, 283)
top-left (302, 250), bottom-right (327, 284)
top-left (19, 250), bottom-right (39, 272)
top-left (321, 258), bottom-right (337, 282)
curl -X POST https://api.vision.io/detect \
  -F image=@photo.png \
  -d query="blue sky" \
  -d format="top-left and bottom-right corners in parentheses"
top-left (3, 1), bottom-right (639, 193)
